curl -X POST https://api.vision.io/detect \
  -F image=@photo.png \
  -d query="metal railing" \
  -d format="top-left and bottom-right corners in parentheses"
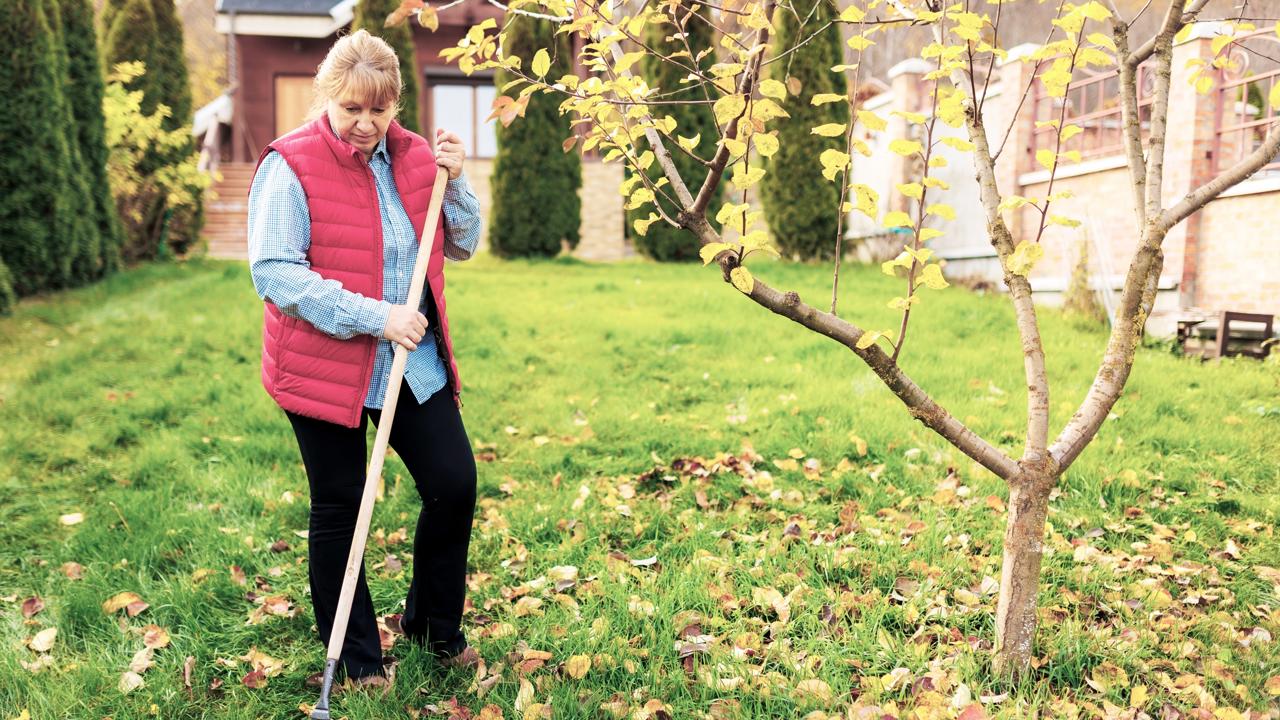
top-left (1213, 29), bottom-right (1280, 175)
top-left (1030, 63), bottom-right (1155, 168)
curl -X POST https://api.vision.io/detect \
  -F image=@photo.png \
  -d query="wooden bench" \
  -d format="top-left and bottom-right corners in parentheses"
top-left (1178, 311), bottom-right (1275, 359)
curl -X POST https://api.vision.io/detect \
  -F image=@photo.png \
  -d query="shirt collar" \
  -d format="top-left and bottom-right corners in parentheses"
top-left (325, 115), bottom-right (390, 164)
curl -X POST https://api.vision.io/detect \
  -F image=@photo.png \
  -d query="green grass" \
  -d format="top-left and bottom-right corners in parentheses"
top-left (1, 256), bottom-right (1277, 719)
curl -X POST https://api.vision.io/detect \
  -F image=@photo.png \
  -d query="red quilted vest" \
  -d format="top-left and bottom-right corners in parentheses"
top-left (252, 115), bottom-right (461, 428)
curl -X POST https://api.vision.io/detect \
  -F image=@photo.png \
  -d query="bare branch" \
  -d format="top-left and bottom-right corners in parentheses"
top-left (729, 272), bottom-right (1021, 479)
top-left (1110, 23), bottom-right (1150, 229)
top-left (1159, 124), bottom-right (1280, 231)
top-left (1126, 0), bottom-right (1210, 68)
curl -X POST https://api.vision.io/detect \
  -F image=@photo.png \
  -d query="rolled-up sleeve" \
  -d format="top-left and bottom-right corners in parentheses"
top-left (441, 173), bottom-right (482, 261)
top-left (247, 151), bottom-right (391, 339)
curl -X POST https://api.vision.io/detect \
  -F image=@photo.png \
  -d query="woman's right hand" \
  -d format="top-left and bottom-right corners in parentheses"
top-left (382, 304), bottom-right (429, 351)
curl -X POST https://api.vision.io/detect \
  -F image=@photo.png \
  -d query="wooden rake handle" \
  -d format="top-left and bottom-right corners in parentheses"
top-left (312, 170), bottom-right (450, 718)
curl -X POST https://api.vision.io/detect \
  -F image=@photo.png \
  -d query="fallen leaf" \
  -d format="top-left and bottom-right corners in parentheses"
top-left (61, 562), bottom-right (84, 579)
top-left (794, 678), bottom-right (833, 704)
top-left (102, 591), bottom-right (149, 616)
top-left (21, 596), bottom-right (44, 618)
top-left (28, 627), bottom-right (57, 652)
top-left (129, 647), bottom-right (155, 673)
top-left (242, 669), bottom-right (267, 688)
top-left (565, 654), bottom-right (591, 679)
top-left (957, 704), bottom-right (988, 720)
top-left (142, 625), bottom-right (171, 649)
top-left (230, 565), bottom-right (247, 585)
top-left (119, 670), bottom-right (145, 693)
top-left (60, 512), bottom-right (84, 525)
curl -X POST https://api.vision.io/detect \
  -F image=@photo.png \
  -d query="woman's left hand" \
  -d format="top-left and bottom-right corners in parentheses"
top-left (435, 129), bottom-right (465, 180)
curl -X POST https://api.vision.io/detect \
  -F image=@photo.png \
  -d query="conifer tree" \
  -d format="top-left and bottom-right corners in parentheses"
top-left (489, 13), bottom-right (581, 257)
top-left (628, 2), bottom-right (722, 261)
top-left (759, 0), bottom-right (848, 260)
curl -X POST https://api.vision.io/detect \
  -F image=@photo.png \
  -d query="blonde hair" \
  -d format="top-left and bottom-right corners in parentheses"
top-left (308, 29), bottom-right (403, 120)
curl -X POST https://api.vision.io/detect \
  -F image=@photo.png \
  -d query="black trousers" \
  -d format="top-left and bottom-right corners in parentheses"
top-left (285, 381), bottom-right (477, 679)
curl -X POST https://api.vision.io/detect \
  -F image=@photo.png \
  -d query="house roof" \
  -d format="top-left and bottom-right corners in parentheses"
top-left (215, 0), bottom-right (342, 16)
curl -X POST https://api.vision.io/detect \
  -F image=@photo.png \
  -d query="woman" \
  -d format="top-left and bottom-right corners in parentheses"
top-left (247, 29), bottom-right (482, 690)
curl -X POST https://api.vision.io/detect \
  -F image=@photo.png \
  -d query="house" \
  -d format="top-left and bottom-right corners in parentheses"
top-left (198, 0), bottom-right (629, 260)
top-left (844, 23), bottom-right (1280, 333)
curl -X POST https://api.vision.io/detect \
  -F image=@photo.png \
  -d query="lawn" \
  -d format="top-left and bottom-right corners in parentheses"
top-left (1, 256), bottom-right (1277, 720)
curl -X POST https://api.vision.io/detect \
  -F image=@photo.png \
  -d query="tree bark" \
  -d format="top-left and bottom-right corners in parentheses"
top-left (993, 468), bottom-right (1055, 677)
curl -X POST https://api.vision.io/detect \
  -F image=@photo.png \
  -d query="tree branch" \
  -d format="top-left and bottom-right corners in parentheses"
top-left (1126, 0), bottom-right (1211, 68)
top-left (948, 34), bottom-right (1053, 465)
top-left (1158, 123), bottom-right (1280, 232)
top-left (730, 271), bottom-right (1021, 479)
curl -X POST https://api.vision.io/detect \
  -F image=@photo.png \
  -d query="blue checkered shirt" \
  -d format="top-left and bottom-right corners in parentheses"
top-left (247, 131), bottom-right (482, 410)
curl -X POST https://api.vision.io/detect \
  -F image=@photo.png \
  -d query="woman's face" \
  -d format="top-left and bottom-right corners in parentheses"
top-left (327, 97), bottom-right (394, 158)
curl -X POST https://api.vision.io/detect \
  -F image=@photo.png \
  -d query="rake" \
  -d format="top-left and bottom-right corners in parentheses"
top-left (312, 169), bottom-right (450, 720)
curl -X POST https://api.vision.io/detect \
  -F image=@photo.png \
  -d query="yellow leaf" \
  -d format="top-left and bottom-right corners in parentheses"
top-left (1088, 32), bottom-right (1117, 51)
top-left (793, 678), bottom-right (833, 704)
top-left (1079, 1), bottom-right (1112, 22)
top-left (1130, 684), bottom-right (1149, 708)
top-left (566, 654), bottom-right (591, 679)
top-left (920, 264), bottom-right (949, 290)
top-left (1036, 149), bottom-right (1056, 171)
top-left (897, 182), bottom-right (923, 200)
top-left (838, 4), bottom-right (865, 22)
top-left (754, 133), bottom-right (779, 157)
top-left (700, 242), bottom-right (734, 265)
top-left (723, 137), bottom-right (747, 157)
top-left (856, 330), bottom-right (892, 350)
top-left (857, 110), bottom-right (887, 131)
top-left (847, 34), bottom-right (874, 50)
top-left (1265, 675), bottom-right (1280, 695)
top-left (810, 93), bottom-right (845, 106)
top-left (531, 49), bottom-right (550, 79)
top-left (926, 203), bottom-right (956, 220)
top-left (731, 165), bottom-right (766, 189)
top-left (1060, 124), bottom-right (1083, 141)
top-left (892, 110), bottom-right (926, 124)
top-left (119, 671), bottom-right (145, 694)
top-left (28, 627), bottom-right (56, 652)
top-left (1194, 73), bottom-right (1215, 95)
top-left (1007, 241), bottom-right (1043, 276)
top-left (633, 213), bottom-right (660, 237)
top-left (759, 79), bottom-right (787, 100)
top-left (819, 149), bottom-right (849, 181)
top-left (751, 98), bottom-right (791, 122)
top-left (1270, 82), bottom-right (1280, 110)
top-left (625, 187), bottom-right (654, 211)
top-left (8, 710), bottom-right (31, 720)
top-left (416, 6), bottom-right (439, 31)
top-left (60, 512), bottom-right (84, 525)
top-left (730, 267), bottom-right (755, 294)
top-left (714, 94), bottom-right (747, 125)
top-left (889, 139), bottom-right (922, 156)
top-left (715, 202), bottom-right (750, 226)
top-left (810, 123), bottom-right (847, 137)
top-left (677, 133), bottom-right (701, 152)
top-left (102, 591), bottom-right (145, 614)
top-left (850, 183), bottom-right (879, 219)
top-left (923, 176), bottom-right (950, 189)
top-left (919, 227), bottom-right (944, 242)
top-left (940, 136), bottom-right (973, 152)
top-left (882, 211), bottom-right (912, 228)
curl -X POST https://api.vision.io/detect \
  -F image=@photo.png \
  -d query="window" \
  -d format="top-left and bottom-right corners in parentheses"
top-left (430, 82), bottom-right (497, 158)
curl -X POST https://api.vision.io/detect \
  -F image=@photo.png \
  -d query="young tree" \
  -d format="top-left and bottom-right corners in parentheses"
top-left (627, 1), bottom-right (722, 261)
top-left (0, 0), bottom-right (78, 294)
top-left (353, 0), bottom-right (424, 134)
top-left (416, 0), bottom-right (1280, 677)
top-left (58, 0), bottom-right (124, 277)
top-left (759, 0), bottom-right (848, 261)
top-left (488, 12), bottom-right (581, 257)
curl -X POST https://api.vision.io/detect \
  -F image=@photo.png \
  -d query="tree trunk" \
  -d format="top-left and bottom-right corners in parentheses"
top-left (993, 474), bottom-right (1053, 677)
